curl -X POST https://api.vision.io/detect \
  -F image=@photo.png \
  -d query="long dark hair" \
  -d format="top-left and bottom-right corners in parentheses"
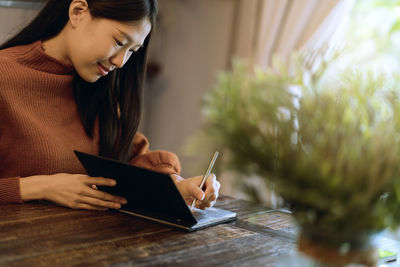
top-left (0, 0), bottom-right (158, 162)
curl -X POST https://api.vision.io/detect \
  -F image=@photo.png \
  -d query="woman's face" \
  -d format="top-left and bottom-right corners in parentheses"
top-left (66, 2), bottom-right (152, 82)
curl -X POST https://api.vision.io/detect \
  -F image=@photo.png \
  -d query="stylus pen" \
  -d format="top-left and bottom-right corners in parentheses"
top-left (190, 151), bottom-right (219, 211)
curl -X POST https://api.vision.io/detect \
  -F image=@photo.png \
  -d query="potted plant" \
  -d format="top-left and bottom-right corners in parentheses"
top-left (201, 51), bottom-right (400, 266)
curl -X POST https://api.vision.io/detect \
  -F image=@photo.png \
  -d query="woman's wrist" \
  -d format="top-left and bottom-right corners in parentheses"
top-left (19, 175), bottom-right (48, 201)
top-left (170, 174), bottom-right (184, 185)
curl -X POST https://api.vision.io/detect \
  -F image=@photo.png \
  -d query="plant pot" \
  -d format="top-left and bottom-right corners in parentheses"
top-left (297, 226), bottom-right (379, 266)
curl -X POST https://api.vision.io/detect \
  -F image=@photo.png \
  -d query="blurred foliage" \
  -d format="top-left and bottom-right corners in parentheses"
top-left (202, 46), bottom-right (400, 237)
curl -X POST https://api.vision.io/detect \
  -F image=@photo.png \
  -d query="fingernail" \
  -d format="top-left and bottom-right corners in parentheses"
top-left (201, 193), bottom-right (205, 200)
top-left (111, 180), bottom-right (116, 186)
top-left (121, 199), bottom-right (127, 204)
top-left (114, 204), bottom-right (121, 209)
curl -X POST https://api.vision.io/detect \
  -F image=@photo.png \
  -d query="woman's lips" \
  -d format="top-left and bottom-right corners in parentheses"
top-left (97, 63), bottom-right (110, 76)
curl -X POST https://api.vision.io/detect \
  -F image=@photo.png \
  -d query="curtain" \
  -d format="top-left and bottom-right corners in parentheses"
top-left (230, 0), bottom-right (355, 68)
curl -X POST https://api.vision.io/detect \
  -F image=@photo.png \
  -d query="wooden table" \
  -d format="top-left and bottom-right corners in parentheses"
top-left (1, 196), bottom-right (399, 266)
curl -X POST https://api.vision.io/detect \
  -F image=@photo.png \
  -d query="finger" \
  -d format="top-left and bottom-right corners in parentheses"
top-left (74, 203), bottom-right (109, 211)
top-left (84, 177), bottom-right (117, 187)
top-left (198, 198), bottom-right (217, 209)
top-left (202, 200), bottom-right (217, 209)
top-left (197, 194), bottom-right (216, 208)
top-left (196, 201), bottom-right (210, 210)
top-left (77, 195), bottom-right (122, 209)
top-left (82, 187), bottom-right (127, 204)
top-left (189, 182), bottom-right (205, 201)
top-left (198, 186), bottom-right (219, 209)
top-left (204, 174), bottom-right (217, 191)
top-left (204, 175), bottom-right (219, 198)
top-left (204, 193), bottom-right (217, 203)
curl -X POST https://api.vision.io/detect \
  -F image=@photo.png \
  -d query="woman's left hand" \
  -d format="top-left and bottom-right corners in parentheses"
top-left (171, 174), bottom-right (220, 210)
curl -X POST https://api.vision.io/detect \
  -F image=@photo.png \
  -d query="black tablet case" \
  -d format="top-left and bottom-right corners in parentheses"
top-left (74, 150), bottom-right (237, 231)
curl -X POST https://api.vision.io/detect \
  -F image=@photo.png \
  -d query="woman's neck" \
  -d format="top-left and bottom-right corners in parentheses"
top-left (42, 33), bottom-right (72, 66)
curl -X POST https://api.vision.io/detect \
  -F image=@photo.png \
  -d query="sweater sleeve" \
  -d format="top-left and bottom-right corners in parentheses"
top-left (129, 132), bottom-right (182, 175)
top-left (0, 177), bottom-right (23, 204)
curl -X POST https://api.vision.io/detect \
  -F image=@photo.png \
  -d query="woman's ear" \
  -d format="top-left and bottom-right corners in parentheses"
top-left (69, 0), bottom-right (90, 28)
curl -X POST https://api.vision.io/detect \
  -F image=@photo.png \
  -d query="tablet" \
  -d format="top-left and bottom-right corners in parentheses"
top-left (74, 150), bottom-right (237, 231)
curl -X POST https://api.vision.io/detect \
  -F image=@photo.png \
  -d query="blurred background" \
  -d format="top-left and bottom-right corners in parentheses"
top-left (1, 0), bottom-right (399, 203)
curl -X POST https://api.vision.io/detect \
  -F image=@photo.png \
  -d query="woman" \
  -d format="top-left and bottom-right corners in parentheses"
top-left (0, 0), bottom-right (220, 211)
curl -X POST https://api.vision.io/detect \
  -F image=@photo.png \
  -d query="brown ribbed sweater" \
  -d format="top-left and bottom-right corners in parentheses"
top-left (0, 41), bottom-right (181, 204)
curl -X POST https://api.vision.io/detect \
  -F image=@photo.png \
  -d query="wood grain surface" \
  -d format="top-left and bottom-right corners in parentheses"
top-left (2, 195), bottom-right (397, 266)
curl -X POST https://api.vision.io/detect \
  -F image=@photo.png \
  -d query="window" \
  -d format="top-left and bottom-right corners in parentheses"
top-left (337, 0), bottom-right (400, 73)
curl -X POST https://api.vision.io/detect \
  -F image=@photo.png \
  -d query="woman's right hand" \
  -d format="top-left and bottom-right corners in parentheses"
top-left (20, 173), bottom-right (127, 210)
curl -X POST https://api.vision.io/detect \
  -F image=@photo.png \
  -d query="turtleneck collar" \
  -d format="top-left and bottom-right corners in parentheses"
top-left (15, 40), bottom-right (75, 75)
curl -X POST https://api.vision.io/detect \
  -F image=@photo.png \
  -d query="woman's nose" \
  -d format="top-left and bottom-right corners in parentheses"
top-left (110, 50), bottom-right (130, 69)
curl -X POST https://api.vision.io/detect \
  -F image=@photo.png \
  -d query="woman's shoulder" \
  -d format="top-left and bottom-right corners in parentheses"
top-left (0, 46), bottom-right (26, 70)
top-left (0, 50), bottom-right (21, 83)
top-left (0, 49), bottom-right (19, 84)
top-left (0, 41), bottom-right (44, 83)
top-left (0, 41), bottom-right (40, 65)
top-left (0, 47), bottom-right (17, 64)
top-left (0, 44), bottom-right (35, 90)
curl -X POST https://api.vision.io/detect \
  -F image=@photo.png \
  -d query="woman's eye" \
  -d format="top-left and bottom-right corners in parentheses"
top-left (114, 39), bottom-right (123, 47)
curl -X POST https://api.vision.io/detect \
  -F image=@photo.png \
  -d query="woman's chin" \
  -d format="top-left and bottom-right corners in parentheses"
top-left (77, 72), bottom-right (102, 83)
